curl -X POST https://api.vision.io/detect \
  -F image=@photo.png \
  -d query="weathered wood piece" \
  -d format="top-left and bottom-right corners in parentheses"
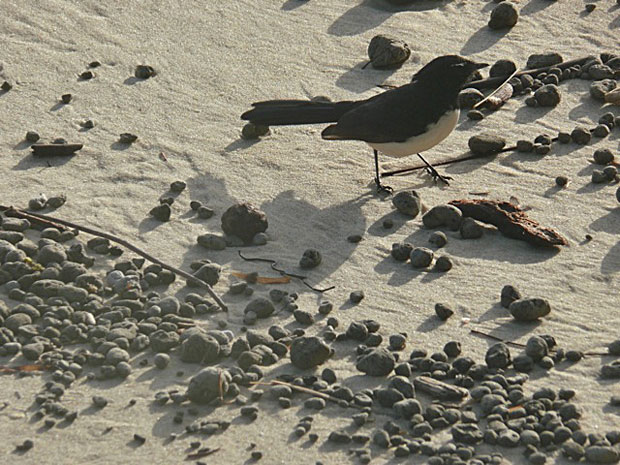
top-left (413, 375), bottom-right (469, 401)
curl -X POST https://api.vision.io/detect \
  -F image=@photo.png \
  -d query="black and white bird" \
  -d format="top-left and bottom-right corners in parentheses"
top-left (241, 55), bottom-right (487, 192)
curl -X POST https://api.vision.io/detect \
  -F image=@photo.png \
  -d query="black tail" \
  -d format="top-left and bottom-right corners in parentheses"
top-left (241, 99), bottom-right (360, 126)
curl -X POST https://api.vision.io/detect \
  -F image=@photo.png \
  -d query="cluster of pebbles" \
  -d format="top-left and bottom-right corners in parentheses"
top-left (1, 205), bottom-right (619, 463)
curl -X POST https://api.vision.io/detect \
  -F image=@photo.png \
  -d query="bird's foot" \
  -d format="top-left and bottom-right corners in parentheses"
top-left (425, 166), bottom-right (452, 185)
top-left (375, 178), bottom-right (393, 195)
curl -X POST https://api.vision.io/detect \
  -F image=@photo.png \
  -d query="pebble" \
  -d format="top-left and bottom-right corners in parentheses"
top-left (356, 348), bottom-right (395, 376)
top-left (290, 336), bottom-right (331, 369)
top-left (241, 123), bottom-right (270, 140)
top-left (585, 445), bottom-right (619, 463)
top-left (25, 131), bottom-right (40, 143)
top-left (459, 88), bottom-right (485, 109)
top-left (28, 194), bottom-right (48, 210)
top-left (592, 170), bottom-right (609, 184)
top-left (435, 303), bottom-right (454, 320)
top-left (410, 247), bottom-right (434, 268)
top-left (221, 202), bottom-right (268, 244)
top-left (423, 205), bottom-right (463, 230)
top-left (15, 439), bottom-right (34, 452)
top-left (119, 133), bottom-right (138, 144)
top-left (509, 298), bottom-right (551, 321)
top-left (460, 217), bottom-right (484, 239)
top-left (187, 367), bottom-right (232, 404)
top-left (347, 234), bottom-right (362, 243)
top-left (149, 204), bottom-right (171, 222)
top-left (534, 84), bottom-right (561, 107)
top-left (488, 2), bottom-right (519, 29)
top-left (428, 231), bottom-right (447, 248)
top-left (590, 79), bottom-right (617, 102)
top-left (468, 134), bottom-right (507, 155)
top-left (350, 290), bottom-right (364, 303)
top-left (527, 53), bottom-right (563, 69)
top-left (555, 175), bottom-right (568, 187)
top-left (490, 59), bottom-right (517, 78)
top-left (80, 70), bottom-right (94, 80)
top-left (61, 93), bottom-right (72, 104)
top-left (392, 190), bottom-right (422, 217)
top-left (1, 81), bottom-right (13, 92)
top-left (169, 180), bottom-right (186, 193)
top-left (585, 3), bottom-right (596, 12)
top-left (593, 124), bottom-right (611, 138)
top-left (135, 65), bottom-right (157, 79)
top-left (603, 166), bottom-right (618, 181)
top-left (517, 140), bottom-right (534, 153)
top-left (244, 298), bottom-right (274, 318)
top-left (299, 249), bottom-right (321, 269)
top-left (196, 233), bottom-right (227, 250)
top-left (434, 256), bottom-right (453, 272)
top-left (467, 109), bottom-right (485, 120)
top-left (367, 34), bottom-right (411, 69)
top-left (92, 396), bottom-right (108, 408)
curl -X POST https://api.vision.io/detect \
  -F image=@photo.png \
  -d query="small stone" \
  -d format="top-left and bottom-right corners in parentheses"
top-left (186, 367), bottom-right (231, 404)
top-left (460, 217), bottom-right (483, 239)
top-left (459, 88), bottom-right (485, 109)
top-left (1, 81), bottom-right (13, 92)
top-left (92, 395), bottom-right (108, 408)
top-left (299, 249), bottom-right (321, 269)
top-left (525, 336), bottom-right (549, 361)
top-left (594, 149), bottom-right (615, 165)
top-left (350, 290), bottom-right (364, 303)
top-left (603, 166), bottom-right (618, 181)
top-left (527, 53), bottom-right (563, 69)
top-left (347, 234), bottom-right (362, 243)
top-left (535, 84), bottom-right (561, 107)
top-left (468, 134), bottom-right (506, 155)
top-left (46, 195), bottom-right (67, 209)
top-left (410, 247), bottom-right (434, 268)
top-left (135, 65), bottom-right (157, 79)
top-left (221, 202), bottom-right (268, 244)
top-left (592, 170), bottom-right (609, 184)
top-left (15, 439), bottom-right (34, 452)
top-left (244, 298), bottom-right (275, 319)
top-left (500, 285), bottom-right (521, 308)
top-left (25, 131), bottom-right (40, 143)
top-left (290, 336), bottom-right (331, 369)
top-left (423, 205), bottom-right (463, 230)
top-left (149, 204), bottom-right (171, 222)
top-left (153, 353), bottom-right (170, 369)
top-left (516, 140), bottom-right (534, 153)
top-left (435, 303), bottom-right (454, 320)
top-left (356, 347), bottom-right (395, 376)
top-left (485, 343), bottom-right (511, 369)
top-left (490, 59), bottom-right (517, 78)
top-left (367, 34), bottom-right (411, 69)
top-left (467, 109), bottom-right (484, 120)
top-left (509, 298), bottom-right (551, 321)
top-left (434, 256), bottom-right (453, 272)
top-left (391, 242), bottom-right (413, 261)
top-left (392, 190), bottom-right (421, 217)
top-left (488, 1), bottom-right (519, 29)
top-left (61, 93), bottom-right (72, 104)
top-left (119, 133), bottom-right (138, 144)
top-left (593, 124), bottom-right (611, 138)
top-left (79, 70), bottom-right (94, 80)
top-left (590, 79), bottom-right (617, 102)
top-left (585, 445), bottom-right (619, 463)
top-left (241, 123), bottom-right (270, 140)
top-left (555, 175), bottom-right (568, 187)
top-left (585, 3), bottom-right (596, 12)
top-left (428, 231), bottom-right (447, 248)
top-left (169, 180), bottom-right (186, 192)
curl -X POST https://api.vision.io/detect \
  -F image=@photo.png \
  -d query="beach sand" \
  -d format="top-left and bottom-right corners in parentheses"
top-left (0, 1), bottom-right (619, 463)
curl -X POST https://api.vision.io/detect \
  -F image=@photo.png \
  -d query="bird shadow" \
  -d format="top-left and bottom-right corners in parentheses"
top-left (335, 62), bottom-right (398, 94)
top-left (223, 137), bottom-right (260, 153)
top-left (50, 102), bottom-right (65, 112)
top-left (12, 154), bottom-right (75, 171)
top-left (110, 141), bottom-right (133, 151)
top-left (327, 0), bottom-right (450, 37)
top-left (460, 27), bottom-right (509, 55)
top-left (520, 0), bottom-right (555, 16)
top-left (13, 140), bottom-right (33, 150)
top-left (281, 0), bottom-right (306, 10)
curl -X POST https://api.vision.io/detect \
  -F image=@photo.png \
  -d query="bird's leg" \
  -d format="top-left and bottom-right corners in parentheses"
top-left (416, 153), bottom-right (453, 185)
top-left (373, 150), bottom-right (393, 194)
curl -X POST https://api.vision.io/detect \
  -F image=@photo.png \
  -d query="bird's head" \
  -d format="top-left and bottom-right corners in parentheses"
top-left (412, 55), bottom-right (488, 84)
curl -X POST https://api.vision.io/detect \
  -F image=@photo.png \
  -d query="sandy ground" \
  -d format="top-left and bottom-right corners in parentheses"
top-left (0, 0), bottom-right (619, 463)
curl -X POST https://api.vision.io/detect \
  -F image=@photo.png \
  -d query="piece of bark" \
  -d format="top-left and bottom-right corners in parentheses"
top-left (31, 143), bottom-right (83, 157)
top-left (413, 375), bottom-right (469, 401)
top-left (449, 199), bottom-right (568, 248)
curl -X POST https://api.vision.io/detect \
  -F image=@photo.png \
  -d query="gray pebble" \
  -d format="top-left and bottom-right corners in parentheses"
top-left (244, 298), bottom-right (274, 319)
top-left (460, 217), bottom-right (484, 239)
top-left (585, 445), bottom-right (619, 463)
top-left (135, 65), bottom-right (156, 79)
top-left (196, 233), bottom-right (226, 250)
top-left (517, 140), bottom-right (534, 153)
top-left (488, 1), bottom-right (519, 29)
top-left (603, 165), bottom-right (618, 181)
top-left (410, 247), bottom-right (433, 268)
top-left (590, 79), bottom-right (617, 102)
top-left (300, 248), bottom-right (321, 269)
top-left (458, 88), bottom-right (485, 109)
top-left (500, 284), bottom-right (521, 308)
top-left (367, 34), bottom-right (411, 69)
top-left (434, 256), bottom-right (453, 272)
top-left (153, 353), bottom-right (170, 369)
top-left (435, 303), bottom-right (454, 320)
top-left (467, 109), bottom-right (485, 120)
top-left (594, 148), bottom-right (615, 165)
top-left (149, 204), bottom-right (171, 222)
top-left (527, 53), bottom-right (563, 69)
top-left (485, 342), bottom-right (511, 369)
top-left (290, 336), bottom-right (331, 369)
top-left (428, 231), bottom-right (447, 248)
top-left (555, 175), bottom-right (568, 187)
top-left (119, 133), bottom-right (138, 144)
top-left (490, 59), bottom-right (517, 78)
top-left (92, 395), bottom-right (108, 408)
top-left (356, 348), bottom-right (395, 376)
top-left (593, 124), bottom-right (611, 138)
top-left (468, 134), bottom-right (507, 155)
top-left (187, 367), bottom-right (231, 404)
top-left (25, 131), bottom-right (40, 143)
top-left (591, 170), bottom-right (609, 184)
top-left (350, 290), bottom-right (364, 303)
top-left (534, 84), bottom-right (561, 107)
top-left (221, 202), bottom-right (268, 244)
top-left (241, 123), bottom-right (269, 140)
top-left (509, 298), bottom-right (551, 321)
top-left (423, 204), bottom-right (463, 230)
top-left (392, 190), bottom-right (421, 217)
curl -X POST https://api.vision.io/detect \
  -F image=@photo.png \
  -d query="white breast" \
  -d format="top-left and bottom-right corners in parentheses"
top-left (368, 109), bottom-right (459, 158)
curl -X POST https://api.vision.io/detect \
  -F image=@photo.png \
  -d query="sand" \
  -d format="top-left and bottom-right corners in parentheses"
top-left (0, 0), bottom-right (619, 463)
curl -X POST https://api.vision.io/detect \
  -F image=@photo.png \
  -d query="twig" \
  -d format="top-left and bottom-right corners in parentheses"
top-left (237, 251), bottom-right (335, 293)
top-left (0, 205), bottom-right (228, 311)
top-left (381, 151), bottom-right (497, 178)
top-left (473, 69), bottom-right (518, 109)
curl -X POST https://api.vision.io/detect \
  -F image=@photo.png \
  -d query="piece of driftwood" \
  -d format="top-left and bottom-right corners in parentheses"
top-left (0, 206), bottom-right (228, 311)
top-left (413, 375), bottom-right (469, 401)
top-left (31, 143), bottom-right (83, 157)
top-left (605, 88), bottom-right (620, 105)
top-left (449, 199), bottom-right (568, 248)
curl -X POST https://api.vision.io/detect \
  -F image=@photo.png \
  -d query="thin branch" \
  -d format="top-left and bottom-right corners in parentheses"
top-left (0, 205), bottom-right (228, 311)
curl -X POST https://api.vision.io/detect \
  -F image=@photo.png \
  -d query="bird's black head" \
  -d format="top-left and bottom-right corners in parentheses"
top-left (412, 55), bottom-right (488, 84)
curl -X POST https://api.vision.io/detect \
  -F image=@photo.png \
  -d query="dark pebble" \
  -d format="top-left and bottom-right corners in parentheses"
top-left (435, 303), bottom-right (454, 320)
top-left (488, 1), bottom-right (519, 29)
top-left (555, 175), bottom-right (568, 187)
top-left (61, 94), bottom-right (72, 104)
top-left (350, 290), bottom-right (364, 303)
top-left (119, 133), bottom-right (138, 144)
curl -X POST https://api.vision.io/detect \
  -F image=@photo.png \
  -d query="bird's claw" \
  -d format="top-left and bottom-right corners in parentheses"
top-left (425, 166), bottom-right (452, 185)
top-left (375, 178), bottom-right (393, 195)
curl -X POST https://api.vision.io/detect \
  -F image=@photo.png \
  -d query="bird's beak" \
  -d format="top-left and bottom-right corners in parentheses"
top-left (473, 62), bottom-right (489, 69)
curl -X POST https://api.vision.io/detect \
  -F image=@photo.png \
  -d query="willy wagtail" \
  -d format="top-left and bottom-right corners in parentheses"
top-left (241, 55), bottom-right (488, 192)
